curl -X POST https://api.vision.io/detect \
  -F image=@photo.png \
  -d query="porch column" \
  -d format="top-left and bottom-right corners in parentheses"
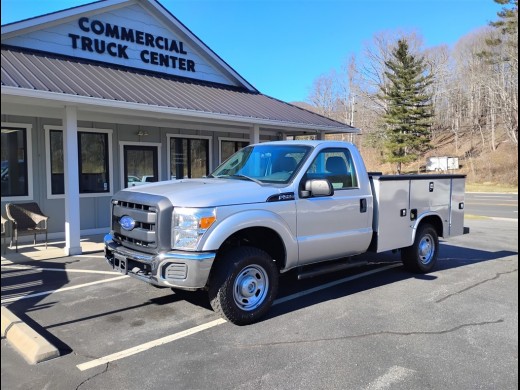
top-left (63, 105), bottom-right (82, 255)
top-left (250, 124), bottom-right (260, 144)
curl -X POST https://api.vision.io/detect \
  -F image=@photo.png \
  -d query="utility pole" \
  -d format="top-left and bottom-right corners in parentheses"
top-left (350, 94), bottom-right (355, 126)
top-left (349, 94), bottom-right (355, 143)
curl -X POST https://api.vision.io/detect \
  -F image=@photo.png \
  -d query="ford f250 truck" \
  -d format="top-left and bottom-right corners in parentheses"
top-left (104, 140), bottom-right (468, 325)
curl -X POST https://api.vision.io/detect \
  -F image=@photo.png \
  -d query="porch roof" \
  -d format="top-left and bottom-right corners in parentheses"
top-left (1, 46), bottom-right (358, 134)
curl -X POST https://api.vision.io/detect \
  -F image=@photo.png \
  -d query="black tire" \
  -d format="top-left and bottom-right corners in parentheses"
top-left (401, 223), bottom-right (439, 273)
top-left (208, 246), bottom-right (279, 325)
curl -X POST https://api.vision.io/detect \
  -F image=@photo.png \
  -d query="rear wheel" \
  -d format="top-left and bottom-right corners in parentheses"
top-left (401, 223), bottom-right (439, 273)
top-left (208, 246), bottom-right (278, 325)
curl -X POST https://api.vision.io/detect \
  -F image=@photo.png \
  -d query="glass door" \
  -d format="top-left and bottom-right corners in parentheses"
top-left (123, 145), bottom-right (158, 188)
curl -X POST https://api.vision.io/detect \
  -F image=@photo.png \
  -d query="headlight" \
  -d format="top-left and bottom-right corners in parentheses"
top-left (173, 208), bottom-right (216, 250)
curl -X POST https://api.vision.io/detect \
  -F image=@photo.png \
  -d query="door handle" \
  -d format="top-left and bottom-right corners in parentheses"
top-left (360, 198), bottom-right (367, 213)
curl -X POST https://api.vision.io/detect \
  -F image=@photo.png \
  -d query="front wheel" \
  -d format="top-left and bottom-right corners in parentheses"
top-left (401, 224), bottom-right (439, 273)
top-left (208, 247), bottom-right (279, 325)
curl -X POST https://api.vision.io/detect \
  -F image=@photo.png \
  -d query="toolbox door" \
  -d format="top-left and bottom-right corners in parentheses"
top-left (449, 178), bottom-right (466, 236)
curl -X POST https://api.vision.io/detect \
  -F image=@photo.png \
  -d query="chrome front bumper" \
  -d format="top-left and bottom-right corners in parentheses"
top-left (104, 234), bottom-right (216, 290)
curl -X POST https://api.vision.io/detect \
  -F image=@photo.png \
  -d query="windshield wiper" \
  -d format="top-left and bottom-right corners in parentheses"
top-left (230, 174), bottom-right (263, 185)
top-left (210, 174), bottom-right (229, 179)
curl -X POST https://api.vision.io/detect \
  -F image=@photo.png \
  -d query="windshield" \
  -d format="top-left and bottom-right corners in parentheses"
top-left (210, 144), bottom-right (311, 184)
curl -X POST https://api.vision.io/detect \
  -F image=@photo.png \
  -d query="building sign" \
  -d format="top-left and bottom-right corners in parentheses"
top-left (69, 17), bottom-right (196, 73)
top-left (3, 3), bottom-right (237, 86)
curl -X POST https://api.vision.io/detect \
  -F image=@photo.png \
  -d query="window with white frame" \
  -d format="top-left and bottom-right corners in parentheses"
top-left (169, 136), bottom-right (210, 179)
top-left (1, 124), bottom-right (32, 198)
top-left (49, 129), bottom-right (64, 195)
top-left (47, 128), bottom-right (112, 196)
top-left (220, 139), bottom-right (249, 163)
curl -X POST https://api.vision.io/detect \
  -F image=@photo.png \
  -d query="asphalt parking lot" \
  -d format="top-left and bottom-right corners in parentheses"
top-left (1, 217), bottom-right (518, 390)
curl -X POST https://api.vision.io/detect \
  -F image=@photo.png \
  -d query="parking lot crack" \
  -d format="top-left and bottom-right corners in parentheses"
top-left (235, 319), bottom-right (504, 349)
top-left (436, 268), bottom-right (518, 303)
top-left (75, 363), bottom-right (109, 390)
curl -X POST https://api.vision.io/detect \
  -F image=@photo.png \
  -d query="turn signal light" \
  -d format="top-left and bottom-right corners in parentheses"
top-left (200, 216), bottom-right (216, 230)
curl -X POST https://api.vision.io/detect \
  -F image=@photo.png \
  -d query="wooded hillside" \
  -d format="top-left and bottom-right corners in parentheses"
top-left (299, 0), bottom-right (518, 186)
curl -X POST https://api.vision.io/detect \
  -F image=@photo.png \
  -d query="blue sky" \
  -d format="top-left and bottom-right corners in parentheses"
top-left (1, 0), bottom-right (503, 103)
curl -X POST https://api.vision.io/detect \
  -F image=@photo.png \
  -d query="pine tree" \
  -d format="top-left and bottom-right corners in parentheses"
top-left (490, 0), bottom-right (518, 37)
top-left (380, 39), bottom-right (433, 174)
top-left (486, 0), bottom-right (518, 68)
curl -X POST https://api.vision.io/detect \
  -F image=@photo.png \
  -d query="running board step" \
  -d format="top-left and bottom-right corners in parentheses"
top-left (297, 261), bottom-right (368, 280)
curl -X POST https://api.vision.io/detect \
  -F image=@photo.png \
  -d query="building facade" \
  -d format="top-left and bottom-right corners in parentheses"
top-left (1, 0), bottom-right (356, 254)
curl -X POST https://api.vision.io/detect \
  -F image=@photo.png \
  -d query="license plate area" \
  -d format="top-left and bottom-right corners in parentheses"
top-left (114, 253), bottom-right (128, 275)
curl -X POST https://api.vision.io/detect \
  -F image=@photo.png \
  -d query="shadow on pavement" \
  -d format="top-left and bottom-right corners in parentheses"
top-left (1, 261), bottom-right (73, 355)
top-left (1, 242), bottom-right (517, 347)
top-left (266, 243), bottom-right (517, 323)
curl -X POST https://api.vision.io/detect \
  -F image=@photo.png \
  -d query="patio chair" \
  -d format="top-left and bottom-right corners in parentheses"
top-left (1, 216), bottom-right (7, 254)
top-left (5, 202), bottom-right (49, 252)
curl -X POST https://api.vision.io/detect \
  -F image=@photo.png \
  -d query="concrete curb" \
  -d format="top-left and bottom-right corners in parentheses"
top-left (1, 306), bottom-right (60, 364)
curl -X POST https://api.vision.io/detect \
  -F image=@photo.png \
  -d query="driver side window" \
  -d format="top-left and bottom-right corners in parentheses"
top-left (305, 148), bottom-right (358, 190)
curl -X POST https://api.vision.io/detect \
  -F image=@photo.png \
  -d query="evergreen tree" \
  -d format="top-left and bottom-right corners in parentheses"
top-left (380, 39), bottom-right (433, 174)
top-left (483, 0), bottom-right (518, 63)
top-left (490, 0), bottom-right (518, 38)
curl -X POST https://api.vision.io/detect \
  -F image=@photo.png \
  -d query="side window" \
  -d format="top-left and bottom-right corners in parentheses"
top-left (49, 130), bottom-right (64, 195)
top-left (48, 129), bottom-right (111, 195)
top-left (1, 126), bottom-right (29, 197)
top-left (78, 132), bottom-right (110, 193)
top-left (170, 137), bottom-right (210, 179)
top-left (221, 140), bottom-right (249, 163)
top-left (305, 148), bottom-right (358, 190)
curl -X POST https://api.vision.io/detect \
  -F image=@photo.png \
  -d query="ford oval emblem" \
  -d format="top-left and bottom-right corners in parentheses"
top-left (119, 215), bottom-right (136, 231)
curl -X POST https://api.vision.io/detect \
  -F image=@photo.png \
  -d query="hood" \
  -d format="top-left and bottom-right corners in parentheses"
top-left (119, 178), bottom-right (290, 207)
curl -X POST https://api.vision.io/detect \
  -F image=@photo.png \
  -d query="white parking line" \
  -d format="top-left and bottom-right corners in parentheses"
top-left (1, 276), bottom-right (129, 304)
top-left (76, 319), bottom-right (227, 371)
top-left (76, 263), bottom-right (401, 371)
top-left (1, 265), bottom-right (122, 275)
top-left (365, 365), bottom-right (416, 390)
top-left (489, 217), bottom-right (518, 222)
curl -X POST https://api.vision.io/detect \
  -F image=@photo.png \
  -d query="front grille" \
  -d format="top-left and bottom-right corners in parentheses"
top-left (114, 231), bottom-right (155, 248)
top-left (117, 201), bottom-right (154, 212)
top-left (113, 201), bottom-right (158, 248)
top-left (111, 192), bottom-right (173, 254)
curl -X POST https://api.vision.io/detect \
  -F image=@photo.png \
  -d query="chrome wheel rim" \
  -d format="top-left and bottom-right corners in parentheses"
top-left (233, 265), bottom-right (269, 311)
top-left (418, 233), bottom-right (435, 265)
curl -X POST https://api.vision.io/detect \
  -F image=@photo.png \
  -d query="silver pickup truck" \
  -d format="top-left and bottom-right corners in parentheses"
top-left (104, 140), bottom-right (468, 325)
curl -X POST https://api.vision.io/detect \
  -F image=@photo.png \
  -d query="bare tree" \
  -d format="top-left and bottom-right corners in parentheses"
top-left (307, 70), bottom-right (339, 119)
top-left (304, 13), bottom-right (517, 183)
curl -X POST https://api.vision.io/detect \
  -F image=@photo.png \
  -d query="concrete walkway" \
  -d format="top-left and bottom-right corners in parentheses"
top-left (1, 234), bottom-right (105, 264)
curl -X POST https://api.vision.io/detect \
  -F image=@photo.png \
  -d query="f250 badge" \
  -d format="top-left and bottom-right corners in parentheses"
top-left (119, 215), bottom-right (136, 231)
top-left (267, 192), bottom-right (295, 202)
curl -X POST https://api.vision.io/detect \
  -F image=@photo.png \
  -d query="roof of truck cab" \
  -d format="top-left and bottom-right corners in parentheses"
top-left (251, 140), bottom-right (355, 147)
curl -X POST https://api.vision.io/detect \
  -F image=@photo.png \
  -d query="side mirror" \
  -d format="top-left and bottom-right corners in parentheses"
top-left (300, 179), bottom-right (334, 198)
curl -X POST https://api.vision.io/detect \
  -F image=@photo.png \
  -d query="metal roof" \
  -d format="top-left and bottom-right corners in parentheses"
top-left (1, 46), bottom-right (357, 133)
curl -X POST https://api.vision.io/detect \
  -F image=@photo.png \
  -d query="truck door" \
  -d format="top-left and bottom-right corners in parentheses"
top-left (296, 148), bottom-right (373, 265)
